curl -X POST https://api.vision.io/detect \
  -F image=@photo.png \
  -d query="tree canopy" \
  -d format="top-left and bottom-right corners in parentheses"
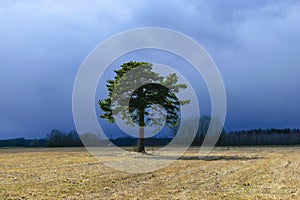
top-left (98, 61), bottom-right (189, 152)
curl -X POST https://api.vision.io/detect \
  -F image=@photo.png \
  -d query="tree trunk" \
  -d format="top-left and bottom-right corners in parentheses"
top-left (137, 107), bottom-right (145, 153)
top-left (137, 126), bottom-right (145, 153)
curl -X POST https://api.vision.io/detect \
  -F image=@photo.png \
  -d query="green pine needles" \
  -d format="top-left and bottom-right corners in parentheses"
top-left (98, 61), bottom-right (189, 152)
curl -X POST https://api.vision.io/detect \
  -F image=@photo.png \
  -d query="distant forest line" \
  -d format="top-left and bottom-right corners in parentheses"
top-left (1, 128), bottom-right (300, 148)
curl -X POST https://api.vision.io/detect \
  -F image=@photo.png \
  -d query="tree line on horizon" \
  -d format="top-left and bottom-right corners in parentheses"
top-left (1, 120), bottom-right (300, 147)
top-left (175, 115), bottom-right (300, 146)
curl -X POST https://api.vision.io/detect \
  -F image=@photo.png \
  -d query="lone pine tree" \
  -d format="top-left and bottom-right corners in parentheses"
top-left (98, 61), bottom-right (189, 152)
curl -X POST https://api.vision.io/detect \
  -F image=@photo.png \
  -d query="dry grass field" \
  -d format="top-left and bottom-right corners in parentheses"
top-left (0, 146), bottom-right (299, 199)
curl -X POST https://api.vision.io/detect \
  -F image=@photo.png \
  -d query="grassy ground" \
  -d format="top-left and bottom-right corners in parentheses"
top-left (0, 147), bottom-right (299, 199)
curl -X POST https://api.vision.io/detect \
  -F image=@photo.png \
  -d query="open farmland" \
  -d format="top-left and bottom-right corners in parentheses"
top-left (0, 147), bottom-right (299, 199)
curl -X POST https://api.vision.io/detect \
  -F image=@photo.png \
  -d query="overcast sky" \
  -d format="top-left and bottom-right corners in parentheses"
top-left (1, 0), bottom-right (300, 139)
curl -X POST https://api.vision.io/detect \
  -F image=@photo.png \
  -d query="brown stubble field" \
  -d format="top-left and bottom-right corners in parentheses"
top-left (0, 147), bottom-right (299, 200)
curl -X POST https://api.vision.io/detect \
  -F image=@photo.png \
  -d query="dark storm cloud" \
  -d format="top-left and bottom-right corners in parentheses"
top-left (119, 0), bottom-right (300, 130)
top-left (0, 0), bottom-right (300, 138)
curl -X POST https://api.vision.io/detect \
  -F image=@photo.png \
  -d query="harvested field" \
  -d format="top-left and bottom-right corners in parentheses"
top-left (0, 147), bottom-right (299, 199)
